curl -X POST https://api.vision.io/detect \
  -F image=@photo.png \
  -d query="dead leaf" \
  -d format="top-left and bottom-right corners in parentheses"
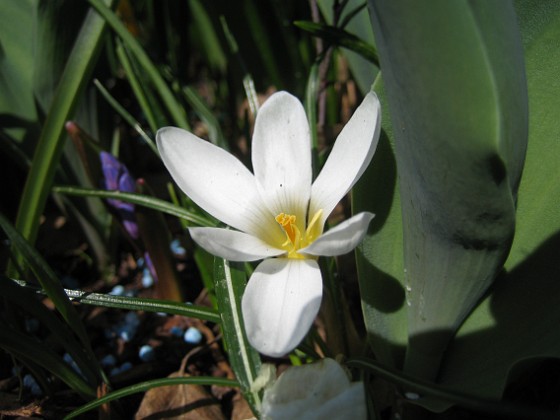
top-left (135, 372), bottom-right (225, 420)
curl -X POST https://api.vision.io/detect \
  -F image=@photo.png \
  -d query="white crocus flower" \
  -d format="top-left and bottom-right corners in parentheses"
top-left (156, 91), bottom-right (380, 357)
top-left (260, 358), bottom-right (366, 420)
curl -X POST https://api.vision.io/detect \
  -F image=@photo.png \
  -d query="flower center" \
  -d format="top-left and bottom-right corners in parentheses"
top-left (275, 209), bottom-right (323, 259)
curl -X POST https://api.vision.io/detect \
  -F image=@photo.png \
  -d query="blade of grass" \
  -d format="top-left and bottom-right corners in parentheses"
top-left (0, 213), bottom-right (103, 385)
top-left (1, 276), bottom-right (100, 387)
top-left (64, 376), bottom-right (238, 419)
top-left (213, 258), bottom-right (261, 411)
top-left (9, 278), bottom-right (221, 324)
top-left (53, 186), bottom-right (215, 227)
top-left (88, 0), bottom-right (190, 130)
top-left (93, 79), bottom-right (158, 156)
top-left (14, 0), bottom-right (116, 247)
top-left (294, 21), bottom-right (378, 65)
top-left (115, 39), bottom-right (158, 133)
top-left (0, 322), bottom-right (96, 398)
top-left (182, 86), bottom-right (227, 150)
top-left (220, 16), bottom-right (260, 116)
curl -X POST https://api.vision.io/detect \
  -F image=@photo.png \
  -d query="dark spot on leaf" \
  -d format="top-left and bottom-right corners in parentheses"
top-left (487, 154), bottom-right (506, 185)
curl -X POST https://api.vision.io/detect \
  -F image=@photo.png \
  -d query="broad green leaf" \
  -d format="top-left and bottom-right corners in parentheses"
top-left (368, 0), bottom-right (528, 380)
top-left (353, 78), bottom-right (407, 369)
top-left (213, 258), bottom-right (261, 412)
top-left (505, 0), bottom-right (560, 271)
top-left (14, 0), bottom-right (116, 246)
top-left (434, 0), bottom-right (560, 402)
top-left (0, 0), bottom-right (39, 142)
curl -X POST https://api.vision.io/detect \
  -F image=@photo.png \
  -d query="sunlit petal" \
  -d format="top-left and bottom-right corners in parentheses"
top-left (156, 127), bottom-right (283, 244)
top-left (301, 212), bottom-right (375, 257)
top-left (189, 227), bottom-right (285, 261)
top-left (252, 92), bottom-right (312, 231)
top-left (242, 258), bottom-right (322, 357)
top-left (309, 92), bottom-right (381, 228)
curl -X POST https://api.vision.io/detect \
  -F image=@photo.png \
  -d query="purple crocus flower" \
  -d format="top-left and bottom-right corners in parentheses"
top-left (100, 151), bottom-right (139, 239)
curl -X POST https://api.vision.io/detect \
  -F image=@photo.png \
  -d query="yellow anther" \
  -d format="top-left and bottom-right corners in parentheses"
top-left (275, 213), bottom-right (298, 245)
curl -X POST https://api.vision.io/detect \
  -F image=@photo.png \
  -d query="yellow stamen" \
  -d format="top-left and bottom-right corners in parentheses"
top-left (275, 209), bottom-right (323, 259)
top-left (275, 213), bottom-right (299, 246)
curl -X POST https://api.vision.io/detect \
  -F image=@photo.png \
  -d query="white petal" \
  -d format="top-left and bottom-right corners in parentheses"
top-left (189, 227), bottom-right (285, 261)
top-left (301, 212), bottom-right (375, 257)
top-left (261, 358), bottom-right (366, 420)
top-left (309, 92), bottom-right (381, 228)
top-left (252, 92), bottom-right (312, 231)
top-left (157, 127), bottom-right (283, 245)
top-left (242, 258), bottom-right (322, 357)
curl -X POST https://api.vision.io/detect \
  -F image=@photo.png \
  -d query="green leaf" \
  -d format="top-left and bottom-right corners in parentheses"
top-left (14, 0), bottom-right (116, 246)
top-left (433, 0), bottom-right (560, 402)
top-left (353, 78), bottom-right (407, 369)
top-left (368, 0), bottom-right (528, 379)
top-left (505, 0), bottom-right (560, 271)
top-left (213, 258), bottom-right (261, 412)
top-left (1, 276), bottom-right (100, 388)
top-left (317, 0), bottom-right (379, 94)
top-left (53, 186), bottom-right (215, 227)
top-left (10, 278), bottom-right (221, 323)
top-left (0, 0), bottom-right (39, 142)
top-left (88, 0), bottom-right (190, 130)
top-left (0, 321), bottom-right (96, 398)
top-left (294, 21), bottom-right (378, 66)
top-left (0, 213), bottom-right (101, 381)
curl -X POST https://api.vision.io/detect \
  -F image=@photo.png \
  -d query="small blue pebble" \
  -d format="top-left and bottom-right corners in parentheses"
top-left (110, 285), bottom-right (125, 296)
top-left (170, 239), bottom-right (186, 256)
top-left (120, 361), bottom-right (133, 372)
top-left (23, 374), bottom-right (42, 396)
top-left (170, 326), bottom-right (184, 337)
top-left (125, 312), bottom-right (140, 327)
top-left (109, 366), bottom-right (121, 376)
top-left (141, 268), bottom-right (154, 288)
top-left (184, 327), bottom-right (202, 344)
top-left (100, 354), bottom-right (117, 368)
top-left (138, 344), bottom-right (155, 362)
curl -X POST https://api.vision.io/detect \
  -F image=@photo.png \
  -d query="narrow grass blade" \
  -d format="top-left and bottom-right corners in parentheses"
top-left (0, 213), bottom-right (101, 383)
top-left (182, 86), bottom-right (228, 150)
top-left (0, 322), bottom-right (96, 398)
top-left (1, 276), bottom-right (100, 387)
top-left (64, 376), bottom-right (238, 419)
top-left (115, 39), bottom-right (158, 133)
top-left (294, 21), bottom-right (378, 65)
top-left (213, 258), bottom-right (261, 412)
top-left (93, 79), bottom-right (158, 156)
top-left (10, 278), bottom-right (220, 324)
top-left (88, 0), bottom-right (190, 130)
top-left (53, 186), bottom-right (215, 227)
